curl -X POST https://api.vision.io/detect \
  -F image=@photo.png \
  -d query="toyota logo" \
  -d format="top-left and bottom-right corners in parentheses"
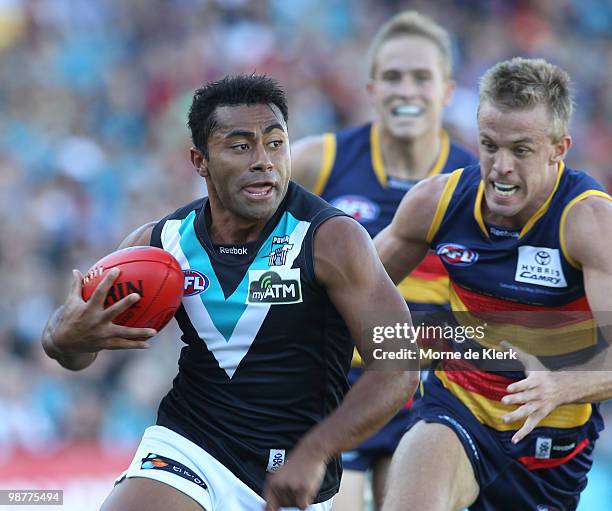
top-left (535, 251), bottom-right (551, 265)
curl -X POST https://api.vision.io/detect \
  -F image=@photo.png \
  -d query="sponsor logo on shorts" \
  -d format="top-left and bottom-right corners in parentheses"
top-left (247, 269), bottom-right (302, 304)
top-left (330, 195), bottom-right (380, 223)
top-left (535, 437), bottom-right (552, 459)
top-left (183, 270), bottom-right (210, 296)
top-left (551, 441), bottom-right (576, 453)
top-left (549, 435), bottom-right (578, 459)
top-left (514, 246), bottom-right (567, 288)
top-left (140, 453), bottom-right (208, 489)
top-left (266, 449), bottom-right (286, 473)
top-left (436, 243), bottom-right (479, 266)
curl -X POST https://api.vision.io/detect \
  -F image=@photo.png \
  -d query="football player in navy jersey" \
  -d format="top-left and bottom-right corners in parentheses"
top-left (41, 75), bottom-right (419, 511)
top-left (292, 11), bottom-right (476, 510)
top-left (377, 58), bottom-right (612, 511)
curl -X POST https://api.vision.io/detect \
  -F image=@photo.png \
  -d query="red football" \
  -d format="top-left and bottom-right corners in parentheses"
top-left (82, 246), bottom-right (184, 331)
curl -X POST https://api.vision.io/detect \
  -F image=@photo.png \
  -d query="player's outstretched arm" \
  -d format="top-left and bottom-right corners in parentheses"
top-left (290, 135), bottom-right (327, 192)
top-left (374, 174), bottom-right (450, 283)
top-left (41, 222), bottom-right (158, 371)
top-left (264, 216), bottom-right (419, 511)
top-left (501, 196), bottom-right (612, 442)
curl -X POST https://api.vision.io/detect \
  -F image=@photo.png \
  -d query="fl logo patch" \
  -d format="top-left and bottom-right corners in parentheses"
top-left (183, 269), bottom-right (210, 296)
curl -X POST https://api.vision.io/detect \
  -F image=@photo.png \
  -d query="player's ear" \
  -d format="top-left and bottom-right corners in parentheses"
top-left (190, 147), bottom-right (209, 177)
top-left (442, 79), bottom-right (456, 107)
top-left (550, 135), bottom-right (572, 164)
top-left (366, 79), bottom-right (375, 101)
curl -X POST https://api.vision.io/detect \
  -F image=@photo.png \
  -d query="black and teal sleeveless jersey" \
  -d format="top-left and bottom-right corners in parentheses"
top-left (427, 162), bottom-right (610, 470)
top-left (150, 182), bottom-right (353, 501)
top-left (313, 122), bottom-right (477, 307)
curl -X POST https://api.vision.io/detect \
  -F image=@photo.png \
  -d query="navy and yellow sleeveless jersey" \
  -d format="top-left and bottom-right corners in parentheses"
top-left (427, 162), bottom-right (611, 470)
top-left (150, 182), bottom-right (353, 502)
top-left (314, 122), bottom-right (478, 306)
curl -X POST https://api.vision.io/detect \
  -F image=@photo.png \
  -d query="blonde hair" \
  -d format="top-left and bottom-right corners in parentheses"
top-left (479, 57), bottom-right (573, 141)
top-left (367, 11), bottom-right (452, 79)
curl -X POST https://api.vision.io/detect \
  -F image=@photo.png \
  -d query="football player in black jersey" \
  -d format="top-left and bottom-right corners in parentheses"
top-left (41, 75), bottom-right (419, 511)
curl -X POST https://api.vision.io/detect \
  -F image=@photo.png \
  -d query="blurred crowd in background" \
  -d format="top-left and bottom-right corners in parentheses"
top-left (1, 0), bottom-right (611, 506)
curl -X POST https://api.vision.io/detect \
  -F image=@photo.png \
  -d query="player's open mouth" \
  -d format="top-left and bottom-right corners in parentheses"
top-left (243, 183), bottom-right (274, 198)
top-left (492, 181), bottom-right (520, 197)
top-left (391, 104), bottom-right (424, 117)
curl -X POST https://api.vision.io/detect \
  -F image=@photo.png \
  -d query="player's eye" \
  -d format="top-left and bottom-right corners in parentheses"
top-left (231, 143), bottom-right (249, 151)
top-left (381, 70), bottom-right (401, 82)
top-left (414, 72), bottom-right (431, 82)
top-left (268, 140), bottom-right (283, 149)
top-left (514, 146), bottom-right (531, 157)
top-left (480, 140), bottom-right (497, 152)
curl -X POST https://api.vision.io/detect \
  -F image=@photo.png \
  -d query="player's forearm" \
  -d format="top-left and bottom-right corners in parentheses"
top-left (295, 369), bottom-right (419, 462)
top-left (560, 343), bottom-right (612, 403)
top-left (41, 306), bottom-right (97, 371)
top-left (558, 370), bottom-right (612, 403)
top-left (374, 230), bottom-right (427, 285)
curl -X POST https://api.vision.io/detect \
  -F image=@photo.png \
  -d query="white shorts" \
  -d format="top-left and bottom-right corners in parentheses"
top-left (117, 425), bottom-right (334, 511)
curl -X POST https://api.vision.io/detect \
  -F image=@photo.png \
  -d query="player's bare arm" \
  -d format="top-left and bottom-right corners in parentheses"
top-left (375, 173), bottom-right (450, 283)
top-left (501, 196), bottom-right (612, 442)
top-left (264, 216), bottom-right (419, 511)
top-left (290, 134), bottom-right (327, 191)
top-left (41, 222), bottom-right (158, 371)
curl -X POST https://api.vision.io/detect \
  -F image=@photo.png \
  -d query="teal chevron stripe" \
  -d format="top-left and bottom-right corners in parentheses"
top-left (179, 210), bottom-right (302, 342)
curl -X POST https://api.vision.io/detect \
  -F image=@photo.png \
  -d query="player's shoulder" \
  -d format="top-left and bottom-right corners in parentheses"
top-left (145, 197), bottom-right (206, 248)
top-left (314, 213), bottom-right (366, 241)
top-left (286, 181), bottom-right (346, 221)
top-left (562, 189), bottom-right (612, 268)
top-left (560, 165), bottom-right (606, 193)
top-left (549, 165), bottom-right (609, 217)
top-left (313, 214), bottom-right (372, 275)
top-left (163, 197), bottom-right (206, 220)
top-left (412, 171), bottom-right (454, 198)
top-left (391, 168), bottom-right (473, 241)
top-left (564, 190), bottom-right (612, 224)
top-left (416, 162), bottom-right (481, 204)
top-left (120, 197), bottom-right (205, 250)
top-left (409, 165), bottom-right (474, 203)
top-left (118, 221), bottom-right (157, 248)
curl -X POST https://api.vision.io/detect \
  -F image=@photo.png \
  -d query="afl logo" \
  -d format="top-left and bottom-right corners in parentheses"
top-left (436, 243), bottom-right (479, 266)
top-left (183, 269), bottom-right (210, 296)
top-left (331, 195), bottom-right (380, 223)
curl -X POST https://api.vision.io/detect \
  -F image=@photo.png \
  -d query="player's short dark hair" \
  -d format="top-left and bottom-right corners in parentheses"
top-left (188, 74), bottom-right (289, 159)
top-left (479, 57), bottom-right (573, 141)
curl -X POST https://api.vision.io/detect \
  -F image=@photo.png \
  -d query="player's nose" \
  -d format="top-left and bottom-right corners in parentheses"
top-left (396, 75), bottom-right (419, 97)
top-left (492, 150), bottom-right (514, 175)
top-left (250, 141), bottom-right (274, 172)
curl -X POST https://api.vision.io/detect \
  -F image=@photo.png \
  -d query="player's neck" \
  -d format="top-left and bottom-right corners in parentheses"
top-left (205, 197), bottom-right (269, 245)
top-left (483, 164), bottom-right (560, 229)
top-left (379, 127), bottom-right (442, 181)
